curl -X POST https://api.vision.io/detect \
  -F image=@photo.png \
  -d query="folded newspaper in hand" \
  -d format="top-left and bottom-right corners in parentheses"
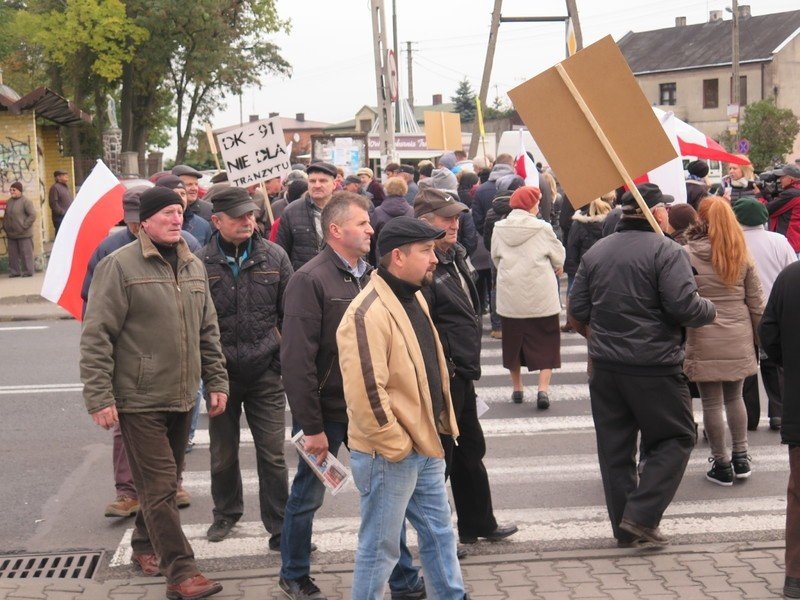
top-left (291, 430), bottom-right (351, 495)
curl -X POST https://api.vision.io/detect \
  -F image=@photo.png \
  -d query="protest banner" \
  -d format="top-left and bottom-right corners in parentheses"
top-left (508, 35), bottom-right (677, 234)
top-left (214, 117), bottom-right (291, 188)
top-left (424, 111), bottom-right (462, 151)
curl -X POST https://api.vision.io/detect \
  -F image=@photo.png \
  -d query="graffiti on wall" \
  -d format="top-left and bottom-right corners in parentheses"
top-left (0, 136), bottom-right (35, 193)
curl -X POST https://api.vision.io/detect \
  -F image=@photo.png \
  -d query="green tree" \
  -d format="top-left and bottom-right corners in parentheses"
top-left (451, 78), bottom-right (476, 123)
top-left (740, 98), bottom-right (800, 171)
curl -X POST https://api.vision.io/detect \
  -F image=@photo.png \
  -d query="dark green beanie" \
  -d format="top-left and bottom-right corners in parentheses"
top-left (733, 196), bottom-right (768, 227)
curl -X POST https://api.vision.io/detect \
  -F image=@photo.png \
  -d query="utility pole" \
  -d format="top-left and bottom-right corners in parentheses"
top-left (731, 0), bottom-right (740, 131)
top-left (392, 0), bottom-right (400, 131)
top-left (369, 0), bottom-right (397, 166)
top-left (565, 0), bottom-right (583, 52)
top-left (406, 41), bottom-right (414, 108)
top-left (469, 0), bottom-right (503, 158)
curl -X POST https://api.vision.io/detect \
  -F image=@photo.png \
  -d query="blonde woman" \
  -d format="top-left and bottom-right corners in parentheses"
top-left (724, 155), bottom-right (759, 202)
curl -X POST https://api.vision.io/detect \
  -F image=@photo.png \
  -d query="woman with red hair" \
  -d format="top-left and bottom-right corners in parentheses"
top-left (491, 186), bottom-right (565, 408)
top-left (684, 196), bottom-right (765, 486)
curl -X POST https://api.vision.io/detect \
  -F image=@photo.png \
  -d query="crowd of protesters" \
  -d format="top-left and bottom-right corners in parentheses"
top-left (72, 150), bottom-right (800, 599)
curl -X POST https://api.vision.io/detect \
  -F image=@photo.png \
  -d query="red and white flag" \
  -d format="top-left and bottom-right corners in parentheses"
top-left (652, 107), bottom-right (749, 165)
top-left (41, 160), bottom-right (125, 320)
top-left (515, 130), bottom-right (540, 189)
top-left (634, 111), bottom-right (688, 204)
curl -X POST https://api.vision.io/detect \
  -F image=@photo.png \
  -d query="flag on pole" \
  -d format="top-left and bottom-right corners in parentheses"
top-left (652, 107), bottom-right (749, 165)
top-left (476, 97), bottom-right (486, 138)
top-left (634, 111), bottom-right (687, 204)
top-left (566, 18), bottom-right (578, 57)
top-left (515, 130), bottom-right (540, 189)
top-left (41, 160), bottom-right (125, 320)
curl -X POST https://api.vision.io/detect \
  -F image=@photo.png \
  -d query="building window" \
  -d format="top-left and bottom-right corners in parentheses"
top-left (659, 83), bottom-right (676, 106)
top-left (703, 79), bottom-right (719, 109)
top-left (358, 118), bottom-right (373, 132)
top-left (729, 75), bottom-right (747, 106)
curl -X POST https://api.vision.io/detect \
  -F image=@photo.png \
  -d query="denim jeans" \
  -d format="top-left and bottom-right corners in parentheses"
top-left (350, 450), bottom-right (465, 600)
top-left (490, 265), bottom-right (501, 331)
top-left (188, 381), bottom-right (203, 443)
top-left (280, 420), bottom-right (421, 593)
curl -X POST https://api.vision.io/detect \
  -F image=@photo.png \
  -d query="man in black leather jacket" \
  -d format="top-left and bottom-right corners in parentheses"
top-left (569, 183), bottom-right (716, 548)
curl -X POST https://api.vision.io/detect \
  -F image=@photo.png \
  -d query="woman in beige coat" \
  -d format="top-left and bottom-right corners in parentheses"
top-left (684, 196), bottom-right (765, 486)
top-left (491, 186), bottom-right (565, 409)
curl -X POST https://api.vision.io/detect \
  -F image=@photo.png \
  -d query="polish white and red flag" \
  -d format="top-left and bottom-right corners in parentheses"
top-left (515, 130), bottom-right (540, 189)
top-left (652, 107), bottom-right (749, 165)
top-left (633, 110), bottom-right (688, 204)
top-left (41, 160), bottom-right (125, 320)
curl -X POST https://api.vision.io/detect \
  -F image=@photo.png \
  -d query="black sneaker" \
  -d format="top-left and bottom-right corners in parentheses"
top-left (206, 518), bottom-right (236, 542)
top-left (706, 458), bottom-right (733, 486)
top-left (279, 576), bottom-right (326, 600)
top-left (391, 577), bottom-right (426, 600)
top-left (536, 391), bottom-right (550, 410)
top-left (731, 452), bottom-right (751, 479)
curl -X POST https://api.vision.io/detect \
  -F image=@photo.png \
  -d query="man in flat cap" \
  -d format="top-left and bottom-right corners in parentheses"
top-left (199, 187), bottom-right (293, 550)
top-left (338, 216), bottom-right (466, 599)
top-left (276, 162), bottom-right (338, 270)
top-left (80, 186), bottom-right (228, 599)
top-left (414, 189), bottom-right (517, 550)
top-left (766, 164), bottom-right (800, 255)
top-left (173, 164), bottom-right (213, 222)
top-left (569, 183), bottom-right (715, 548)
top-left (48, 169), bottom-right (73, 234)
top-left (80, 184), bottom-right (201, 520)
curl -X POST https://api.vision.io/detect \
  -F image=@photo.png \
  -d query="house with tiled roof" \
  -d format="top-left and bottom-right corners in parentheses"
top-left (617, 5), bottom-right (800, 159)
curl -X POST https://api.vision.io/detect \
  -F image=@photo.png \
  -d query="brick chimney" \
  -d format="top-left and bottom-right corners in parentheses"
top-left (296, 112), bottom-right (305, 122)
top-left (432, 94), bottom-right (442, 106)
top-left (709, 10), bottom-right (723, 22)
top-left (738, 4), bottom-right (751, 18)
top-left (675, 16), bottom-right (686, 27)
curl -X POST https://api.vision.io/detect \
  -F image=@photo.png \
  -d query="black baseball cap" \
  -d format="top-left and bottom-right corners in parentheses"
top-left (377, 216), bottom-right (445, 257)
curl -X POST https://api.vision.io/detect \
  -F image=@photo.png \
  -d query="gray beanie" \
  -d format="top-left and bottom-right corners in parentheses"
top-left (429, 167), bottom-right (458, 194)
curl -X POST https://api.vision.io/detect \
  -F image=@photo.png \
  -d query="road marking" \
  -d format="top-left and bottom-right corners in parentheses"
top-left (481, 345), bottom-right (587, 358)
top-left (191, 411), bottom-right (716, 446)
top-left (481, 363), bottom-right (587, 376)
top-left (180, 444), bottom-right (789, 494)
top-left (109, 495), bottom-right (787, 566)
top-left (0, 325), bottom-right (48, 331)
top-left (0, 383), bottom-right (83, 395)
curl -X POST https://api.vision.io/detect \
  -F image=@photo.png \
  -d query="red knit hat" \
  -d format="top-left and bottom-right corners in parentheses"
top-left (509, 186), bottom-right (542, 211)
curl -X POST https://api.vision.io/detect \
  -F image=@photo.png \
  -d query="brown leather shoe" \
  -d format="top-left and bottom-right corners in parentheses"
top-left (131, 553), bottom-right (161, 576)
top-left (619, 518), bottom-right (670, 547)
top-left (105, 495), bottom-right (140, 518)
top-left (166, 574), bottom-right (222, 599)
top-left (176, 487), bottom-right (191, 508)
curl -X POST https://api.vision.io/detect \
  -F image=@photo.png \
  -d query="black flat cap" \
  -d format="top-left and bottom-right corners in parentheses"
top-left (377, 216), bottom-right (445, 257)
top-left (306, 162), bottom-right (337, 178)
top-left (211, 186), bottom-right (260, 218)
top-left (155, 174), bottom-right (186, 190)
top-left (620, 183), bottom-right (673, 208)
top-left (210, 171), bottom-right (228, 184)
top-left (399, 164), bottom-right (415, 175)
top-left (344, 175), bottom-right (361, 185)
top-left (172, 164), bottom-right (203, 179)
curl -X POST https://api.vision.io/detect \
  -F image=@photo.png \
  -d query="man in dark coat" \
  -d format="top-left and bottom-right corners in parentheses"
top-left (200, 187), bottom-right (293, 550)
top-left (3, 182), bottom-right (36, 276)
top-left (48, 170), bottom-right (73, 233)
top-left (569, 183), bottom-right (716, 548)
top-left (759, 261), bottom-right (800, 599)
top-left (416, 188), bottom-right (518, 548)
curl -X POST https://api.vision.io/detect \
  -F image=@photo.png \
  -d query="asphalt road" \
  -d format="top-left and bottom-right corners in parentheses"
top-left (0, 317), bottom-right (789, 579)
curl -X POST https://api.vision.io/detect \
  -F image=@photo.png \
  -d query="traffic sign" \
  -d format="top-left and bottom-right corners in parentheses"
top-left (737, 138), bottom-right (750, 154)
top-left (387, 50), bottom-right (398, 102)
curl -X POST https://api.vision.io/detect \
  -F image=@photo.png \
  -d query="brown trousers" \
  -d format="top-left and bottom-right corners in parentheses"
top-left (787, 446), bottom-right (800, 577)
top-left (119, 410), bottom-right (198, 585)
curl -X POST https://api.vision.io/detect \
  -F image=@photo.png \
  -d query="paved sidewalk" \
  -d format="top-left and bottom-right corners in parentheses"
top-left (0, 542), bottom-right (789, 599)
top-left (0, 272), bottom-right (71, 321)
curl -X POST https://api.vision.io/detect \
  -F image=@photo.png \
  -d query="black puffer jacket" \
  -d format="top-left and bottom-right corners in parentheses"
top-left (564, 211), bottom-right (607, 276)
top-left (483, 192), bottom-right (513, 251)
top-left (422, 244), bottom-right (482, 381)
top-left (200, 232), bottom-right (293, 383)
top-left (371, 195), bottom-right (413, 263)
top-left (569, 218), bottom-right (716, 374)
top-left (275, 194), bottom-right (324, 270)
top-left (280, 246), bottom-right (371, 435)
top-left (760, 261), bottom-right (800, 445)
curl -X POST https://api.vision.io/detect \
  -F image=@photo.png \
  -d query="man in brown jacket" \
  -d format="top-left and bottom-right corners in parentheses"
top-left (48, 170), bottom-right (73, 233)
top-left (337, 216), bottom-right (465, 599)
top-left (3, 182), bottom-right (36, 276)
top-left (80, 186), bottom-right (228, 600)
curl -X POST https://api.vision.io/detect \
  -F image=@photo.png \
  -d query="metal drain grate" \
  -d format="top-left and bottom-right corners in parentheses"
top-left (0, 552), bottom-right (101, 579)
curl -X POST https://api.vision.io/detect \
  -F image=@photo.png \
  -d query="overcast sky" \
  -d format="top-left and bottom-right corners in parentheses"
top-left (194, 1), bottom-right (799, 152)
